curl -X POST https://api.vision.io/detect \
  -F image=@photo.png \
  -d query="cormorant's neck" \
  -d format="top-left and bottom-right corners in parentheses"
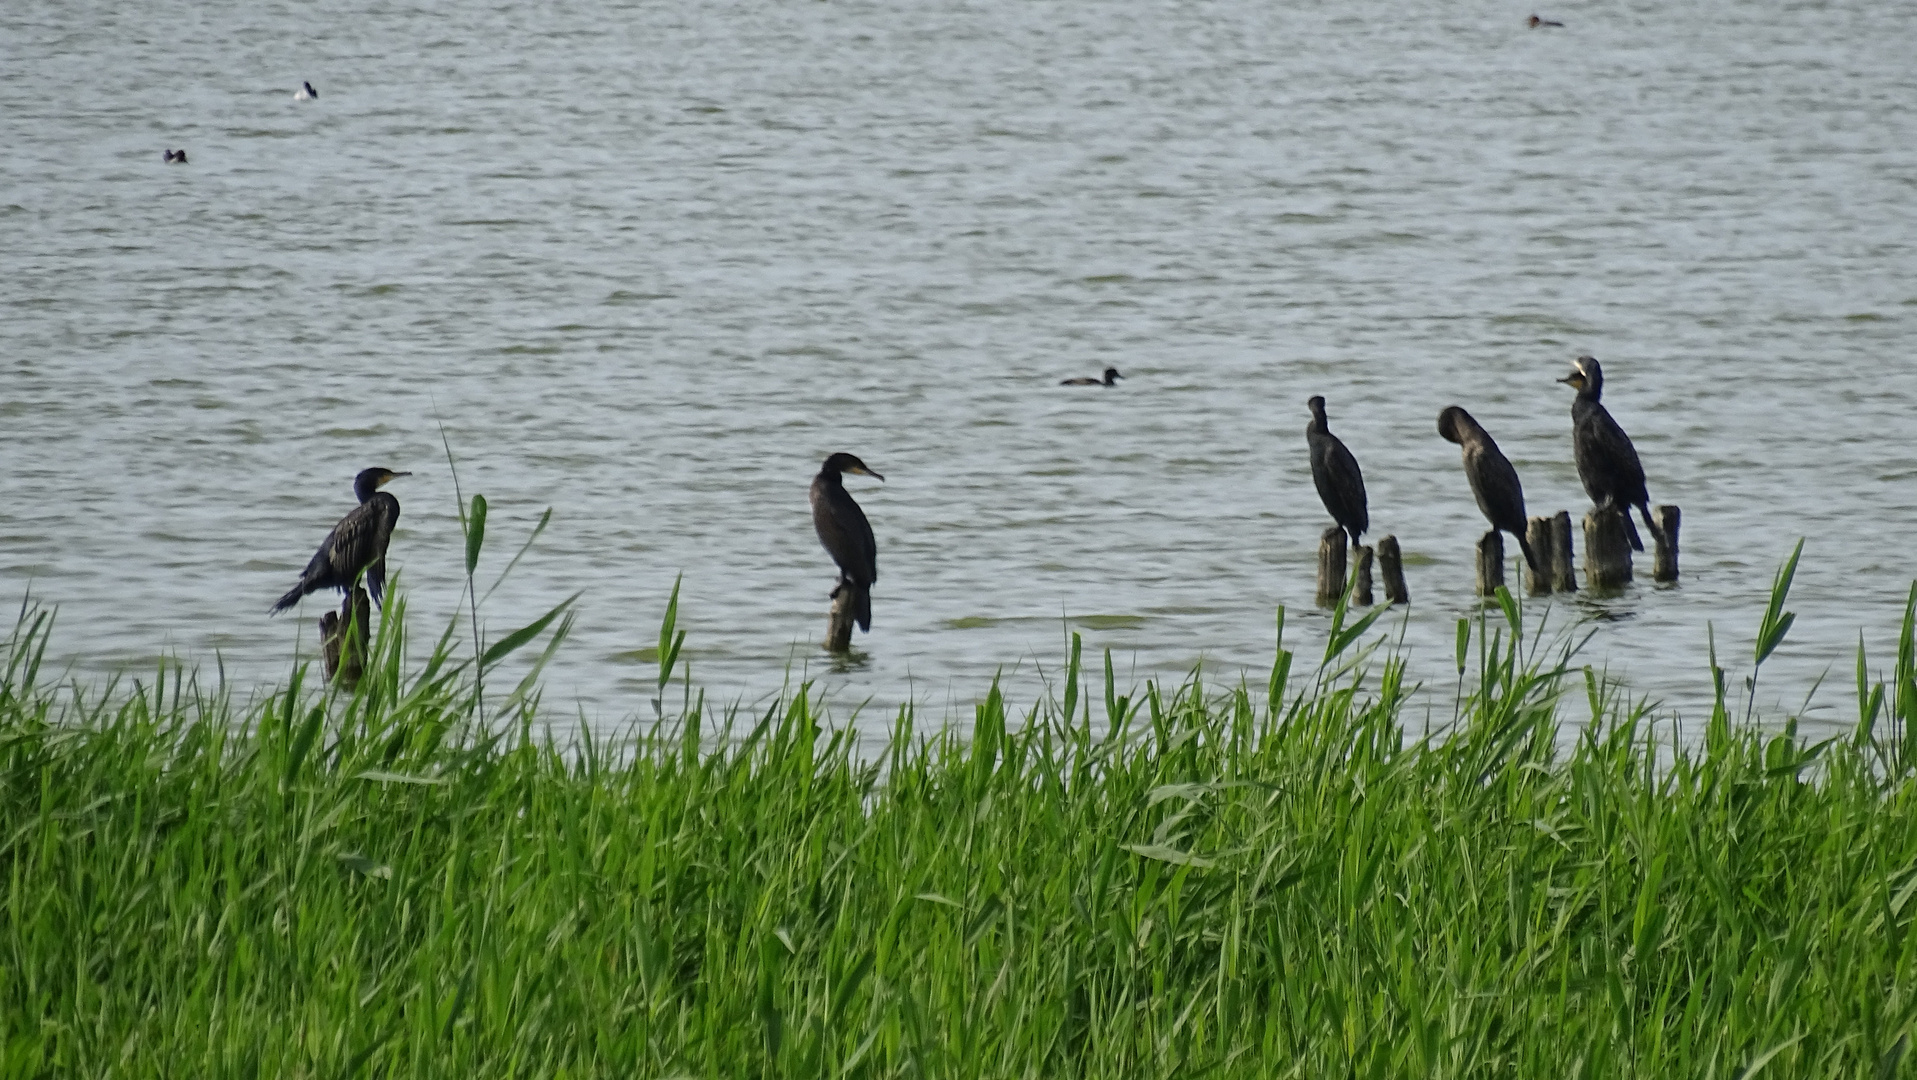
top-left (353, 478), bottom-right (378, 503)
top-left (817, 467), bottom-right (844, 487)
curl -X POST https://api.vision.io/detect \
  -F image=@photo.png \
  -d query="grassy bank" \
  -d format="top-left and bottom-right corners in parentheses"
top-left (6, 551), bottom-right (1917, 1077)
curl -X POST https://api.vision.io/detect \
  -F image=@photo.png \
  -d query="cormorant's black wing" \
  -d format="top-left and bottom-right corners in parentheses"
top-left (1466, 440), bottom-right (1527, 537)
top-left (811, 480), bottom-right (878, 587)
top-left (362, 493), bottom-right (401, 607)
top-left (1310, 429), bottom-right (1369, 540)
top-left (1573, 401), bottom-right (1648, 510)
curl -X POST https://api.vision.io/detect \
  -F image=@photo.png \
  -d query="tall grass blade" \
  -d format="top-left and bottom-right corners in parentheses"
top-left (479, 593), bottom-right (579, 669)
top-left (479, 507), bottom-right (552, 605)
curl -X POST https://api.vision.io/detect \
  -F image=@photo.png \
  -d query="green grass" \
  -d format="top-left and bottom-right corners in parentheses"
top-left (6, 537), bottom-right (1917, 1077)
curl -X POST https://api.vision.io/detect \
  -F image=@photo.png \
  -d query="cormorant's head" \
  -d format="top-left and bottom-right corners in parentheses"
top-left (1557, 355), bottom-right (1602, 396)
top-left (1306, 395), bottom-right (1328, 423)
top-left (1103, 367), bottom-right (1124, 384)
top-left (1437, 405), bottom-right (1472, 445)
top-left (353, 467), bottom-right (411, 501)
top-left (822, 453), bottom-right (884, 482)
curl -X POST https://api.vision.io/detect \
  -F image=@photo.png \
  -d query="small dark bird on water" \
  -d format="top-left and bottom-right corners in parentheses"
top-left (1306, 395), bottom-right (1368, 550)
top-left (295, 80), bottom-right (318, 101)
top-left (1528, 14), bottom-right (1564, 27)
top-left (810, 453), bottom-right (882, 632)
top-left (271, 468), bottom-right (409, 614)
top-left (164, 149), bottom-right (188, 164)
top-left (1438, 406), bottom-right (1539, 572)
top-left (1560, 355), bottom-right (1658, 552)
top-left (1061, 367), bottom-right (1123, 387)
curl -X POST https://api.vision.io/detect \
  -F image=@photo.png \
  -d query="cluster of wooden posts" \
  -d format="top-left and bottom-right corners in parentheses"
top-left (1318, 504), bottom-right (1681, 608)
top-left (1315, 532), bottom-right (1411, 608)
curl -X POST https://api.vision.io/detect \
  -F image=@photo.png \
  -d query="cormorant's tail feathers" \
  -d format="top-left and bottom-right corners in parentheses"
top-left (1621, 510), bottom-right (1644, 552)
top-left (854, 584), bottom-right (872, 633)
top-left (269, 583), bottom-right (307, 615)
top-left (1516, 534), bottom-right (1541, 574)
top-left (1636, 504), bottom-right (1662, 551)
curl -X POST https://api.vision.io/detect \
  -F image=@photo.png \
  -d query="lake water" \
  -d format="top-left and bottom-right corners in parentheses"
top-left (5, 0), bottom-right (1915, 737)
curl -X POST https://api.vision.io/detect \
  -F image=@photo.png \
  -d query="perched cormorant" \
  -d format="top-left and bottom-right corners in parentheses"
top-left (1528, 14), bottom-right (1564, 27)
top-left (810, 453), bottom-right (882, 632)
top-left (1438, 406), bottom-right (1539, 572)
top-left (295, 81), bottom-right (318, 101)
top-left (1560, 355), bottom-right (1657, 551)
top-left (1306, 395), bottom-right (1368, 550)
top-left (164, 149), bottom-right (188, 164)
top-left (1061, 367), bottom-right (1123, 387)
top-left (271, 468), bottom-right (409, 614)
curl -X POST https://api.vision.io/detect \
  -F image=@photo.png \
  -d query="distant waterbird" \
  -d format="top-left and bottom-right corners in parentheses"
top-left (1061, 367), bottom-right (1123, 387)
top-left (1438, 406), bottom-right (1539, 573)
top-left (1528, 14), bottom-right (1564, 27)
top-left (1306, 395), bottom-right (1368, 550)
top-left (810, 453), bottom-right (882, 633)
top-left (163, 149), bottom-right (187, 164)
top-left (294, 81), bottom-right (318, 101)
top-left (1560, 355), bottom-right (1658, 551)
top-left (270, 468), bottom-right (409, 614)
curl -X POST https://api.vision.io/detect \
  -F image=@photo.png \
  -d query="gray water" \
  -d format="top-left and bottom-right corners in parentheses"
top-left (5, 0), bottom-right (1916, 735)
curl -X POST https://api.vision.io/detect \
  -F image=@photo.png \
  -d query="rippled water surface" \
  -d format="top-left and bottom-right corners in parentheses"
top-left (6, 0), bottom-right (1917, 734)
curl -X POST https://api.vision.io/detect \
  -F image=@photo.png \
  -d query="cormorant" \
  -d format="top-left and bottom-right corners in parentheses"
top-left (1306, 395), bottom-right (1368, 549)
top-left (1438, 406), bottom-right (1539, 572)
top-left (164, 149), bottom-right (188, 164)
top-left (1061, 367), bottom-right (1123, 387)
top-left (1528, 14), bottom-right (1564, 27)
top-left (295, 81), bottom-right (318, 101)
top-left (1560, 355), bottom-right (1657, 551)
top-left (271, 468), bottom-right (409, 614)
top-left (810, 453), bottom-right (882, 632)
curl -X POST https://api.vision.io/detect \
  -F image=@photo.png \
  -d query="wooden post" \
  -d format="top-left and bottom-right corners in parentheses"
top-left (1316, 527), bottom-right (1346, 607)
top-left (320, 587), bottom-right (371, 689)
top-left (1582, 508), bottom-right (1633, 590)
top-left (1377, 535), bottom-right (1408, 605)
top-left (825, 586), bottom-right (856, 652)
top-left (1524, 517), bottom-right (1553, 596)
top-left (1476, 530), bottom-right (1505, 597)
top-left (1652, 505), bottom-right (1681, 583)
top-left (1549, 511), bottom-right (1577, 593)
top-left (1353, 546), bottom-right (1375, 606)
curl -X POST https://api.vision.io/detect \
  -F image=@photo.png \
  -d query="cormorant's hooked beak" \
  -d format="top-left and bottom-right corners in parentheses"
top-left (380, 471), bottom-right (413, 487)
top-left (849, 466), bottom-right (885, 482)
top-left (1557, 373), bottom-right (1585, 389)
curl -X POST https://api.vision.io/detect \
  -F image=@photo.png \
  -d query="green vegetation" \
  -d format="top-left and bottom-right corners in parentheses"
top-left (6, 533), bottom-right (1917, 1077)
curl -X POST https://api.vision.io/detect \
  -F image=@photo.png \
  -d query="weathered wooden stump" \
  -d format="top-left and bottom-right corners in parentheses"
top-left (1353, 546), bottom-right (1375, 606)
top-left (1377, 535), bottom-right (1408, 605)
top-left (1476, 530), bottom-right (1505, 597)
top-left (1524, 516), bottom-right (1554, 596)
top-left (825, 586), bottom-right (857, 653)
top-left (1316, 527), bottom-right (1347, 607)
top-left (1549, 511), bottom-right (1577, 593)
top-left (1652, 505), bottom-right (1681, 583)
top-left (1583, 508), bottom-right (1633, 590)
top-left (320, 587), bottom-right (371, 689)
